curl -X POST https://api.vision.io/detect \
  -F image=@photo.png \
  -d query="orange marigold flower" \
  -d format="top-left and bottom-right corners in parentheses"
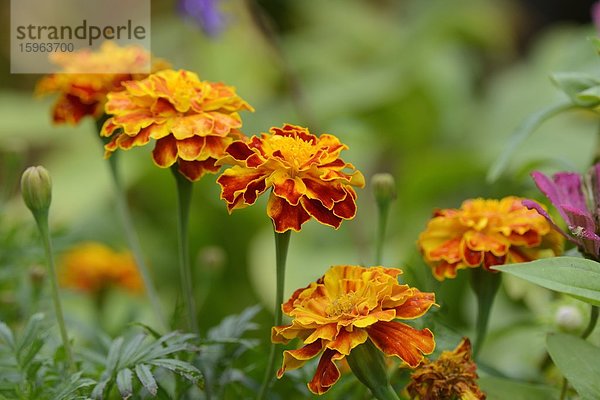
top-left (272, 265), bottom-right (436, 395)
top-left (407, 338), bottom-right (486, 400)
top-left (59, 242), bottom-right (143, 294)
top-left (216, 124), bottom-right (365, 232)
top-left (101, 69), bottom-right (254, 181)
top-left (417, 196), bottom-right (563, 281)
top-left (36, 41), bottom-right (168, 125)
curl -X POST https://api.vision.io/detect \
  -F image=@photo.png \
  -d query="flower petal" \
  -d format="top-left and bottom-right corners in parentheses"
top-left (277, 340), bottom-right (323, 378)
top-left (393, 290), bottom-right (436, 320)
top-left (307, 349), bottom-right (343, 395)
top-left (367, 321), bottom-right (435, 367)
top-left (152, 136), bottom-right (178, 167)
top-left (300, 197), bottom-right (343, 229)
top-left (268, 194), bottom-right (311, 232)
top-left (178, 159), bottom-right (220, 181)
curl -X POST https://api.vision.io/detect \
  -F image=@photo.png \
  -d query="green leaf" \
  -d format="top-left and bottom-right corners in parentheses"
top-left (16, 314), bottom-right (44, 359)
top-left (134, 364), bottom-right (157, 396)
top-left (119, 334), bottom-right (146, 366)
top-left (147, 358), bottom-right (203, 386)
top-left (105, 337), bottom-right (124, 373)
top-left (116, 368), bottom-right (133, 400)
top-left (0, 322), bottom-right (14, 350)
top-left (551, 72), bottom-right (600, 106)
top-left (576, 85), bottom-right (600, 106)
top-left (479, 376), bottom-right (558, 400)
top-left (493, 257), bottom-right (600, 306)
top-left (547, 333), bottom-right (600, 400)
top-left (486, 100), bottom-right (576, 182)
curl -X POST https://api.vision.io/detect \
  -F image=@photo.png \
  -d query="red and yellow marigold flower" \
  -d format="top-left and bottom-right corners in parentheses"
top-left (407, 338), bottom-right (486, 400)
top-left (36, 41), bottom-right (167, 125)
top-left (59, 242), bottom-right (143, 294)
top-left (101, 69), bottom-right (253, 181)
top-left (418, 196), bottom-right (563, 281)
top-left (272, 265), bottom-right (436, 395)
top-left (216, 124), bottom-right (365, 232)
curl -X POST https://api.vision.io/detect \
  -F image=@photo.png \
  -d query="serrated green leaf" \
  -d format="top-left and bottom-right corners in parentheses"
top-left (119, 334), bottom-right (147, 367)
top-left (547, 333), bottom-right (600, 400)
top-left (486, 100), bottom-right (576, 182)
top-left (116, 368), bottom-right (133, 400)
top-left (52, 372), bottom-right (95, 400)
top-left (134, 364), bottom-right (157, 396)
top-left (105, 337), bottom-right (124, 373)
top-left (18, 337), bottom-right (43, 373)
top-left (91, 379), bottom-right (109, 400)
top-left (147, 358), bottom-right (203, 386)
top-left (493, 257), bottom-right (600, 306)
top-left (479, 376), bottom-right (558, 400)
top-left (551, 72), bottom-right (600, 106)
top-left (0, 323), bottom-right (14, 350)
top-left (16, 314), bottom-right (44, 359)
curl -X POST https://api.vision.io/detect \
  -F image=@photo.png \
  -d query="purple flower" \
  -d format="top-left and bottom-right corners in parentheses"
top-left (523, 165), bottom-right (600, 260)
top-left (179, 0), bottom-right (225, 36)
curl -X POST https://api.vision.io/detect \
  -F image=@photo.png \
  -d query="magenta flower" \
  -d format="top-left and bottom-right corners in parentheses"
top-left (524, 165), bottom-right (600, 260)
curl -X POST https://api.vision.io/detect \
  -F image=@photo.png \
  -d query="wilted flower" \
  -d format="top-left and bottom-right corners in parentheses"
top-left (101, 69), bottom-right (253, 181)
top-left (36, 41), bottom-right (167, 125)
top-left (407, 338), bottom-right (486, 400)
top-left (59, 242), bottom-right (143, 294)
top-left (525, 166), bottom-right (600, 260)
top-left (217, 124), bottom-right (365, 232)
top-left (418, 197), bottom-right (563, 281)
top-left (272, 265), bottom-right (436, 394)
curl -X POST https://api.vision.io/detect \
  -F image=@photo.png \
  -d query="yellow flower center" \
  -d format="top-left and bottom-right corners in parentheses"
top-left (268, 135), bottom-right (316, 170)
top-left (327, 291), bottom-right (359, 317)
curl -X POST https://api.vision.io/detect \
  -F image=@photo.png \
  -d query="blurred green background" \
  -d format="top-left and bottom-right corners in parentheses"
top-left (1, 0), bottom-right (600, 397)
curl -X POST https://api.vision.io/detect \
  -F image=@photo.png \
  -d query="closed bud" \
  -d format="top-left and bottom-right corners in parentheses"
top-left (21, 166), bottom-right (52, 214)
top-left (371, 173), bottom-right (397, 207)
top-left (555, 305), bottom-right (584, 331)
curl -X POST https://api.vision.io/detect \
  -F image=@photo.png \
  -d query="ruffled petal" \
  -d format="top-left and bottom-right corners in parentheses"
top-left (152, 136), bottom-right (178, 167)
top-left (307, 349), bottom-right (343, 395)
top-left (277, 340), bottom-right (323, 378)
top-left (268, 194), bottom-right (311, 232)
top-left (367, 321), bottom-right (435, 367)
top-left (300, 198), bottom-right (343, 229)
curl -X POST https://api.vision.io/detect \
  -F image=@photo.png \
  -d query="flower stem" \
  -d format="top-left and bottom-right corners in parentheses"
top-left (257, 229), bottom-right (291, 400)
top-left (34, 210), bottom-right (75, 372)
top-left (375, 201), bottom-right (390, 265)
top-left (470, 268), bottom-right (501, 359)
top-left (559, 305), bottom-right (599, 399)
top-left (346, 340), bottom-right (400, 400)
top-left (95, 119), bottom-right (167, 331)
top-left (172, 167), bottom-right (198, 333)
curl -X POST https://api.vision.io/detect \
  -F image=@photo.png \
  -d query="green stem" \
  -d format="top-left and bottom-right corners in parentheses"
top-left (470, 268), bottom-right (501, 359)
top-left (95, 119), bottom-right (167, 331)
top-left (257, 229), bottom-right (291, 400)
top-left (580, 305), bottom-right (598, 340)
top-left (559, 305), bottom-right (599, 399)
top-left (375, 202), bottom-right (390, 265)
top-left (172, 167), bottom-right (198, 333)
top-left (34, 211), bottom-right (75, 372)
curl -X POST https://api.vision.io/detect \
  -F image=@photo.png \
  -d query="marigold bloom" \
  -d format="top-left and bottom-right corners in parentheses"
top-left (101, 69), bottom-right (253, 181)
top-left (524, 165), bottom-right (600, 260)
top-left (59, 242), bottom-right (143, 294)
top-left (216, 124), bottom-right (365, 232)
top-left (418, 196), bottom-right (563, 281)
top-left (407, 338), bottom-right (486, 400)
top-left (272, 265), bottom-right (436, 395)
top-left (36, 41), bottom-right (167, 125)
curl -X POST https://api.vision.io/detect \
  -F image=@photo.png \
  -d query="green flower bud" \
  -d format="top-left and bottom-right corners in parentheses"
top-left (371, 173), bottom-right (397, 207)
top-left (21, 166), bottom-right (52, 214)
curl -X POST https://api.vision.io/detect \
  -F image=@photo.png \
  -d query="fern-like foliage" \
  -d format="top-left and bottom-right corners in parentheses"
top-left (0, 313), bottom-right (94, 400)
top-left (90, 329), bottom-right (202, 399)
